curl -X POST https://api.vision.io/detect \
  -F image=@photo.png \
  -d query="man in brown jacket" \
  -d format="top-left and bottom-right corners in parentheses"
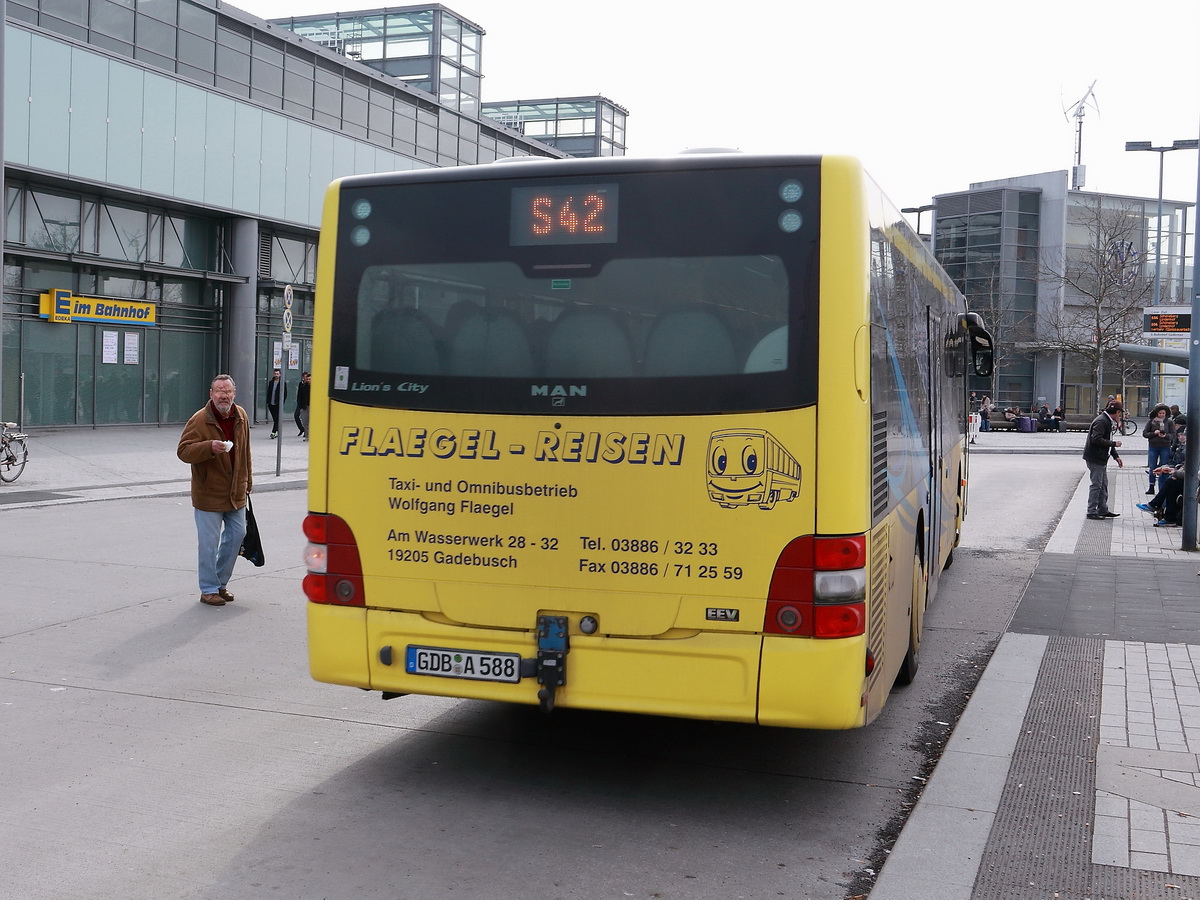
top-left (177, 374), bottom-right (254, 606)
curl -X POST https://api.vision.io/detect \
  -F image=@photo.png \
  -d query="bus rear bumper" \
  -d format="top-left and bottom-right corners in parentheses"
top-left (758, 633), bottom-right (868, 729)
top-left (308, 605), bottom-right (871, 728)
top-left (308, 603), bottom-right (371, 688)
top-left (362, 609), bottom-right (762, 723)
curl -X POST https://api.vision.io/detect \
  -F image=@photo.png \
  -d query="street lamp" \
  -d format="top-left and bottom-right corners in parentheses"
top-left (1124, 140), bottom-right (1199, 308)
top-left (1127, 139), bottom-right (1200, 550)
top-left (1125, 140), bottom-right (1199, 412)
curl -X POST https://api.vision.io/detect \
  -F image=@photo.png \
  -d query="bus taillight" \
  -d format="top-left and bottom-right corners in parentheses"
top-left (765, 535), bottom-right (866, 639)
top-left (302, 513), bottom-right (365, 606)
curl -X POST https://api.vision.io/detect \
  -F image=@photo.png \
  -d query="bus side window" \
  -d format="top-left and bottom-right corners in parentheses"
top-left (544, 310), bottom-right (636, 378)
top-left (447, 308), bottom-right (535, 377)
top-left (642, 307), bottom-right (738, 377)
top-left (371, 306), bottom-right (443, 375)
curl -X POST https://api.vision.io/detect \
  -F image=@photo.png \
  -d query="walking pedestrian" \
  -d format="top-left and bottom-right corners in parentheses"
top-left (266, 368), bottom-right (285, 439)
top-left (295, 371), bottom-right (311, 440)
top-left (1083, 400), bottom-right (1124, 520)
top-left (177, 374), bottom-right (253, 607)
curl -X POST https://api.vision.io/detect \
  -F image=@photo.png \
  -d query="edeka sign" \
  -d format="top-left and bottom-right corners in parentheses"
top-left (38, 289), bottom-right (158, 326)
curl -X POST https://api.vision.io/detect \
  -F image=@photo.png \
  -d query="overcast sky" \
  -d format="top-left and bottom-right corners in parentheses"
top-left (234, 0), bottom-right (1200, 222)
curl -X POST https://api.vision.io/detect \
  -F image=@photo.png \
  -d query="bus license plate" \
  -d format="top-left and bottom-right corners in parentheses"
top-left (405, 645), bottom-right (521, 683)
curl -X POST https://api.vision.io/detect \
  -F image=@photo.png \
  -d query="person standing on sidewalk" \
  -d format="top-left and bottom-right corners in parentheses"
top-left (266, 368), bottom-right (285, 439)
top-left (294, 371), bottom-right (311, 440)
top-left (978, 395), bottom-right (993, 432)
top-left (1143, 404), bottom-right (1176, 494)
top-left (1083, 400), bottom-right (1124, 520)
top-left (177, 374), bottom-right (253, 607)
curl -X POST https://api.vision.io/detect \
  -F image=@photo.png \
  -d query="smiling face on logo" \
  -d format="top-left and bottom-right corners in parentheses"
top-left (707, 433), bottom-right (764, 499)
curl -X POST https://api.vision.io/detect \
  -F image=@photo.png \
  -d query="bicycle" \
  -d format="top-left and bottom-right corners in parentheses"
top-left (0, 422), bottom-right (29, 483)
top-left (1120, 416), bottom-right (1138, 437)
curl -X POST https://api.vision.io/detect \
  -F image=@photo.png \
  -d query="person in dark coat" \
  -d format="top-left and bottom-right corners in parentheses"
top-left (1083, 400), bottom-right (1124, 520)
top-left (266, 368), bottom-right (286, 439)
top-left (1143, 404), bottom-right (1176, 494)
top-left (294, 371), bottom-right (311, 440)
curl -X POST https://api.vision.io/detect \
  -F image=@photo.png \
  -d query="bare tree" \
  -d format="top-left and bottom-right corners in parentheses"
top-left (1035, 196), bottom-right (1151, 413)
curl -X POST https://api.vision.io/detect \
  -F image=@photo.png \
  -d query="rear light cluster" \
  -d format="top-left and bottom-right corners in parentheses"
top-left (764, 535), bottom-right (866, 638)
top-left (302, 513), bottom-right (365, 606)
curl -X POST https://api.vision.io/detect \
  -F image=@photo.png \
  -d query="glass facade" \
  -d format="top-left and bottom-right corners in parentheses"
top-left (935, 189), bottom-right (1040, 408)
top-left (271, 5), bottom-right (484, 118)
top-left (482, 97), bottom-right (628, 158)
top-left (2, 0), bottom-right (568, 427)
top-left (2, 181), bottom-right (230, 425)
top-left (254, 231), bottom-right (317, 424)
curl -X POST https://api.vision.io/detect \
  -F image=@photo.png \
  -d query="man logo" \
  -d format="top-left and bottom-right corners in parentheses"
top-left (531, 385), bottom-right (587, 398)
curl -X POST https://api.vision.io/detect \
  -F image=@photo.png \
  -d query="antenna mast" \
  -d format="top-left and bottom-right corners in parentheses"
top-left (1064, 81), bottom-right (1099, 189)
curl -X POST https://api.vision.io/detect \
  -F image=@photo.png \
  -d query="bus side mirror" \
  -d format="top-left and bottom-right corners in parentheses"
top-left (964, 312), bottom-right (994, 378)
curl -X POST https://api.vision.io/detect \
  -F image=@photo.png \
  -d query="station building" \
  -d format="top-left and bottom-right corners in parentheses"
top-left (0, 2), bottom-right (593, 429)
top-left (933, 171), bottom-right (1194, 417)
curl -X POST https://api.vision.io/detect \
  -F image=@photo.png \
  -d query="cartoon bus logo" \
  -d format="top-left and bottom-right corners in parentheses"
top-left (706, 428), bottom-right (801, 510)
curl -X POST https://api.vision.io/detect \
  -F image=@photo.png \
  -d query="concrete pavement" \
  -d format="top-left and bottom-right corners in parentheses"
top-left (0, 423), bottom-right (308, 508)
top-left (4, 422), bottom-right (1199, 899)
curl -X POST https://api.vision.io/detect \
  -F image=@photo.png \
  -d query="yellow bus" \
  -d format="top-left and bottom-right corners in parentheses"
top-left (303, 153), bottom-right (993, 729)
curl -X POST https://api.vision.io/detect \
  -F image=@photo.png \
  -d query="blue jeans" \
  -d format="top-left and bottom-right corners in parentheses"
top-left (1147, 446), bottom-right (1172, 491)
top-left (194, 506), bottom-right (247, 594)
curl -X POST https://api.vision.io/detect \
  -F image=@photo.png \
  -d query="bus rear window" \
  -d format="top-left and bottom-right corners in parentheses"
top-left (357, 256), bottom-right (788, 377)
top-left (329, 164), bottom-right (819, 415)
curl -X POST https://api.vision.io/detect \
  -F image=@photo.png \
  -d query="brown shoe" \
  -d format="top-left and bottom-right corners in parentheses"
top-left (218, 588), bottom-right (235, 603)
top-left (200, 593), bottom-right (226, 606)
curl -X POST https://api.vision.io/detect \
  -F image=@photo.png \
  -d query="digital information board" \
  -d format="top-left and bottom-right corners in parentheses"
top-left (1143, 307), bottom-right (1192, 336)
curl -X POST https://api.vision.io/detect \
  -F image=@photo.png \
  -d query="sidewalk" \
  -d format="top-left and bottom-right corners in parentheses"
top-left (875, 430), bottom-right (1200, 898)
top-left (0, 424), bottom-right (308, 508)
top-left (969, 424), bottom-right (1136, 455)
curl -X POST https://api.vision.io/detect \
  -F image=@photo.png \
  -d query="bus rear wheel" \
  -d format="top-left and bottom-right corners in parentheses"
top-left (896, 551), bottom-right (925, 686)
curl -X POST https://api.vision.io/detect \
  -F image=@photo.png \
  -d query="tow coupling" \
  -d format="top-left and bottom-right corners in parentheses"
top-left (535, 615), bottom-right (569, 713)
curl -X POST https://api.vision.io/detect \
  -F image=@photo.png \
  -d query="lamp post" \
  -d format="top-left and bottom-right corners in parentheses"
top-left (1125, 139), bottom-right (1199, 410)
top-left (1125, 140), bottom-right (1198, 306)
top-left (1186, 141), bottom-right (1200, 552)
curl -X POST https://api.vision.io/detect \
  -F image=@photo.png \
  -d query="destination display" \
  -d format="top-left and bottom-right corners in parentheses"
top-left (509, 183), bottom-right (618, 246)
top-left (1144, 309), bottom-right (1192, 334)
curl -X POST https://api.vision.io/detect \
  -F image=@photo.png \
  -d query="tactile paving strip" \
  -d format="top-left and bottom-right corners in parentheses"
top-left (1075, 517), bottom-right (1113, 556)
top-left (971, 635), bottom-right (1200, 899)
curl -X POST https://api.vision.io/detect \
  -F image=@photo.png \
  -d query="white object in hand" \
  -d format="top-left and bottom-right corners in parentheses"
top-left (222, 440), bottom-right (234, 452)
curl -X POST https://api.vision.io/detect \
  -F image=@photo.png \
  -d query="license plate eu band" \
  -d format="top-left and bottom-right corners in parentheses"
top-left (405, 645), bottom-right (521, 683)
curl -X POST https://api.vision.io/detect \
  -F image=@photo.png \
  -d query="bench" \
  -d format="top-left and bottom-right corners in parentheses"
top-left (980, 417), bottom-right (1070, 433)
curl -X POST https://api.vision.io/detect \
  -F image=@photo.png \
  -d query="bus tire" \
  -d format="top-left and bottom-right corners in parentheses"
top-left (896, 552), bottom-right (924, 686)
